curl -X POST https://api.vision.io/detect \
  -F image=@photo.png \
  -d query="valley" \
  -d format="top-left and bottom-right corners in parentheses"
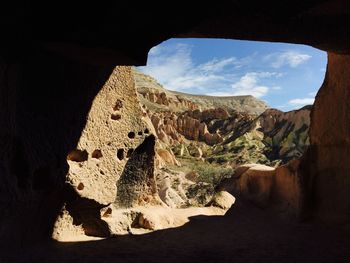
top-left (134, 68), bottom-right (311, 209)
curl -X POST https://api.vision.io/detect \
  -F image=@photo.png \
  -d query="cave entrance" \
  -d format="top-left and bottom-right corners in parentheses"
top-left (53, 38), bottom-right (327, 241)
top-left (136, 38), bottom-right (326, 209)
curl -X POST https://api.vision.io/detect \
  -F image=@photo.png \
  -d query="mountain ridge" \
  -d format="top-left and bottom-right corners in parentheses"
top-left (134, 68), bottom-right (269, 115)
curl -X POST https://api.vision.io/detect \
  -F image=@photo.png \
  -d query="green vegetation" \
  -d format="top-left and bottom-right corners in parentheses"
top-left (172, 157), bottom-right (234, 186)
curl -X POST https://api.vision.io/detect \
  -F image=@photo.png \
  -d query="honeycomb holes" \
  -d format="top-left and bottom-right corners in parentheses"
top-left (77, 182), bottom-right (84, 190)
top-left (92, 149), bottom-right (103, 159)
top-left (111, 114), bottom-right (121, 121)
top-left (117, 149), bottom-right (124, 160)
top-left (128, 132), bottom-right (135, 139)
top-left (67, 149), bottom-right (88, 162)
top-left (113, 99), bottom-right (123, 111)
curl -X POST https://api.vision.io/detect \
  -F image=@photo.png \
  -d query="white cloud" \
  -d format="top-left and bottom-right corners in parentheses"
top-left (265, 51), bottom-right (311, 68)
top-left (141, 44), bottom-right (193, 87)
top-left (140, 43), bottom-right (281, 98)
top-left (230, 72), bottom-right (276, 98)
top-left (199, 57), bottom-right (238, 73)
top-left (289, 98), bottom-right (315, 105)
top-left (288, 90), bottom-right (316, 108)
top-left (139, 44), bottom-right (241, 93)
top-left (139, 43), bottom-right (253, 93)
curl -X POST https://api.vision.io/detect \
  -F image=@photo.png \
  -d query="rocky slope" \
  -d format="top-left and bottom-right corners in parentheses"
top-left (134, 68), bottom-right (268, 115)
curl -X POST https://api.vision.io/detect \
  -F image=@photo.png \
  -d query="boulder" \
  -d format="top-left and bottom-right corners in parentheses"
top-left (208, 191), bottom-right (236, 210)
top-left (218, 161), bottom-right (303, 217)
top-left (237, 164), bottom-right (275, 207)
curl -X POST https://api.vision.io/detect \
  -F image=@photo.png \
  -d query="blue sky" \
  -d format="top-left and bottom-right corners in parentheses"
top-left (138, 38), bottom-right (327, 111)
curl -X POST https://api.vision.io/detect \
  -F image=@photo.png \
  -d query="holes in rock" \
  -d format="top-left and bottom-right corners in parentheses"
top-left (117, 149), bottom-right (125, 160)
top-left (127, 148), bottom-right (134, 158)
top-left (100, 170), bottom-right (105, 175)
top-left (128, 132), bottom-right (136, 139)
top-left (77, 183), bottom-right (84, 190)
top-left (111, 114), bottom-right (121, 120)
top-left (144, 128), bottom-right (149, 134)
top-left (113, 99), bottom-right (123, 111)
top-left (67, 149), bottom-right (88, 162)
top-left (92, 149), bottom-right (103, 159)
top-left (102, 207), bottom-right (112, 218)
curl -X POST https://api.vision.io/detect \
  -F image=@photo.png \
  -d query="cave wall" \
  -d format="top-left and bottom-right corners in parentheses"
top-left (0, 50), bottom-right (114, 245)
top-left (301, 52), bottom-right (350, 222)
top-left (0, 55), bottom-right (159, 243)
top-left (1, 0), bottom-right (350, 245)
top-left (52, 66), bottom-right (158, 241)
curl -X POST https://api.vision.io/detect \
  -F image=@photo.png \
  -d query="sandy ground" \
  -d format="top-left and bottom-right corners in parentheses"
top-left (3, 201), bottom-right (350, 263)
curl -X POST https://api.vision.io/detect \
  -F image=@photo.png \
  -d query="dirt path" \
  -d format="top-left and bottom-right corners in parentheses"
top-left (4, 201), bottom-right (350, 263)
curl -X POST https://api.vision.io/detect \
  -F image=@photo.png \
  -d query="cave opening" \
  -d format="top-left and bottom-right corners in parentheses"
top-left (52, 38), bottom-right (328, 243)
top-left (4, 2), bottom-right (350, 262)
top-left (136, 38), bottom-right (327, 210)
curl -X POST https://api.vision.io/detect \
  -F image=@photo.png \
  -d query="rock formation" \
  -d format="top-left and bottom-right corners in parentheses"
top-left (132, 69), bottom-right (312, 219)
top-left (2, 1), bottom-right (350, 251)
top-left (259, 107), bottom-right (311, 162)
top-left (134, 68), bottom-right (268, 115)
top-left (52, 66), bottom-right (160, 240)
top-left (135, 69), bottom-right (312, 167)
top-left (219, 160), bottom-right (302, 218)
top-left (301, 52), bottom-right (350, 222)
top-left (51, 67), bottom-right (237, 241)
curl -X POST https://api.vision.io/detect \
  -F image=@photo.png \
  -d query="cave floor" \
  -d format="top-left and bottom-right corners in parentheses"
top-left (6, 201), bottom-right (350, 263)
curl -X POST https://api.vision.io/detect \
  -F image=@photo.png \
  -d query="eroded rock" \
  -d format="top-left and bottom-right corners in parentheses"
top-left (207, 191), bottom-right (236, 210)
top-left (54, 66), bottom-right (159, 240)
top-left (219, 161), bottom-right (303, 217)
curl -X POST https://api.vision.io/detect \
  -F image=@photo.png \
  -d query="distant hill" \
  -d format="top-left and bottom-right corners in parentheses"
top-left (171, 91), bottom-right (268, 115)
top-left (133, 68), bottom-right (268, 115)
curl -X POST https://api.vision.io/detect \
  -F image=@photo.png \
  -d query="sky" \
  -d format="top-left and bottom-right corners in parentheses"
top-left (138, 38), bottom-right (327, 111)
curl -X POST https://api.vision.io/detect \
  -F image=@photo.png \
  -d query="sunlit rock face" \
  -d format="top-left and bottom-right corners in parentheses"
top-left (53, 67), bottom-right (160, 240)
top-left (258, 107), bottom-right (311, 163)
top-left (218, 160), bottom-right (302, 218)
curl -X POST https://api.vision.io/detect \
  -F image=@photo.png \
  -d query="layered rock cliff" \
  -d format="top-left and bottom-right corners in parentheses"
top-left (134, 68), bottom-right (268, 114)
top-left (134, 69), bottom-right (311, 168)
